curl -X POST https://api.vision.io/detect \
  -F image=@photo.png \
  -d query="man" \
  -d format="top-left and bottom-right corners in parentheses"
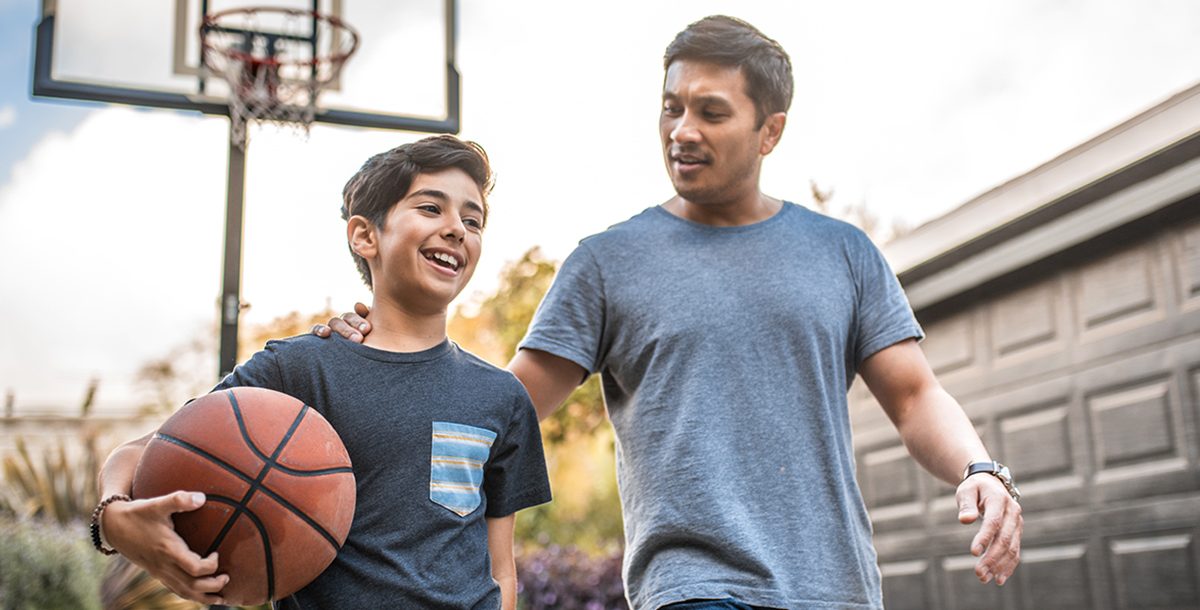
top-left (320, 15), bottom-right (1022, 610)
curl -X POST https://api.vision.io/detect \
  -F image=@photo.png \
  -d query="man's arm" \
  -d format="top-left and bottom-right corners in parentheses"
top-left (859, 339), bottom-right (1023, 586)
top-left (97, 434), bottom-right (229, 603)
top-left (486, 514), bottom-right (518, 610)
top-left (507, 348), bottom-right (587, 421)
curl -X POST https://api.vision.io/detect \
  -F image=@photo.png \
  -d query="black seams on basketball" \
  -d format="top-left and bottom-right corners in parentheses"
top-left (132, 387), bottom-right (356, 605)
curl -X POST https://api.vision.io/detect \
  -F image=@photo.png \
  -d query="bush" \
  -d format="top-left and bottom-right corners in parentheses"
top-left (0, 515), bottom-right (105, 610)
top-left (517, 545), bottom-right (628, 610)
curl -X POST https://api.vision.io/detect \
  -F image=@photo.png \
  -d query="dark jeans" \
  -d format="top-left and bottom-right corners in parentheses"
top-left (660, 600), bottom-right (781, 610)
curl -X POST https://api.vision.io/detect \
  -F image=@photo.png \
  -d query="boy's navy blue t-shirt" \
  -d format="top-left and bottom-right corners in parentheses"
top-left (212, 334), bottom-right (551, 609)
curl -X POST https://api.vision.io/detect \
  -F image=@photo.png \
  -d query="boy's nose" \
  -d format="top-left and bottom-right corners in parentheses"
top-left (443, 219), bottom-right (465, 242)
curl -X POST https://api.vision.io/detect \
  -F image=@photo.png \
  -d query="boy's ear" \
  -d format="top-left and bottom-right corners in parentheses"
top-left (346, 215), bottom-right (378, 259)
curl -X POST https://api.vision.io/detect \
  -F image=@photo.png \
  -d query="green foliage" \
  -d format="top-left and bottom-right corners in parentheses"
top-left (0, 435), bottom-right (99, 524)
top-left (240, 307), bottom-right (339, 361)
top-left (450, 247), bottom-right (608, 444)
top-left (134, 332), bottom-right (216, 416)
top-left (134, 308), bottom-right (336, 415)
top-left (0, 514), bottom-right (105, 610)
top-left (99, 556), bottom-right (204, 610)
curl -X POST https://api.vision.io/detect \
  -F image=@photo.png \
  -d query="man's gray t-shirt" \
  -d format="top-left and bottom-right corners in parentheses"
top-left (520, 203), bottom-right (922, 610)
top-left (214, 335), bottom-right (551, 609)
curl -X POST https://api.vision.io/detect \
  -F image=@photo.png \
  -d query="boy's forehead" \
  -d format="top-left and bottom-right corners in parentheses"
top-left (406, 168), bottom-right (479, 192)
top-left (403, 169), bottom-right (485, 209)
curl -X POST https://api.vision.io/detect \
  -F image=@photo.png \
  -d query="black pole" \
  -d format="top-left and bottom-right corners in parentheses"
top-left (218, 129), bottom-right (247, 379)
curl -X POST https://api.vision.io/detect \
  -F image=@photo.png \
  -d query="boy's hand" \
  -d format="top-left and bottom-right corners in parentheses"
top-left (312, 302), bottom-right (372, 343)
top-left (956, 474), bottom-right (1022, 586)
top-left (102, 491), bottom-right (229, 604)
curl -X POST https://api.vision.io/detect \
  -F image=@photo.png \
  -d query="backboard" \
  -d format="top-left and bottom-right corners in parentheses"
top-left (33, 0), bottom-right (459, 132)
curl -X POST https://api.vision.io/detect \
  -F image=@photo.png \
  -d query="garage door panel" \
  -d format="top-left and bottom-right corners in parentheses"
top-left (940, 554), bottom-right (1006, 609)
top-left (1016, 544), bottom-right (1094, 610)
top-left (880, 560), bottom-right (934, 610)
top-left (1088, 375), bottom-right (1196, 502)
top-left (1108, 532), bottom-right (1199, 610)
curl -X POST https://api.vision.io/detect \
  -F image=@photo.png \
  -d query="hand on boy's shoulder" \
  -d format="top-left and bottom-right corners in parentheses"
top-left (313, 302), bottom-right (372, 343)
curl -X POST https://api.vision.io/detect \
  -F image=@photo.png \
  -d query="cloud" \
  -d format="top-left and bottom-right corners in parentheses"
top-left (0, 105), bottom-right (14, 129)
top-left (0, 108), bottom-right (383, 412)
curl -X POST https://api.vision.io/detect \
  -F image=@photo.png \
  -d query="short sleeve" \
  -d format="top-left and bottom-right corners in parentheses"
top-left (211, 342), bottom-right (286, 393)
top-left (518, 243), bottom-right (607, 376)
top-left (852, 232), bottom-right (924, 369)
top-left (483, 388), bottom-right (552, 517)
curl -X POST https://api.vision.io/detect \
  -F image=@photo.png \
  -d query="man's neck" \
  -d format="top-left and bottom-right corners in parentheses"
top-left (664, 191), bottom-right (782, 227)
top-left (361, 296), bottom-right (448, 353)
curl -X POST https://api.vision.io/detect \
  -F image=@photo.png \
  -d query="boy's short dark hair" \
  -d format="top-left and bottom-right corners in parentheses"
top-left (664, 15), bottom-right (793, 128)
top-left (341, 135), bottom-right (494, 288)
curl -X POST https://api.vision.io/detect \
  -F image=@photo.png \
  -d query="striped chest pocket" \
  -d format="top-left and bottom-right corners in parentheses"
top-left (430, 422), bottom-right (497, 516)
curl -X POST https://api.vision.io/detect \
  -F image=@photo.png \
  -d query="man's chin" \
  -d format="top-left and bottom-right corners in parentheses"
top-left (672, 184), bottom-right (724, 206)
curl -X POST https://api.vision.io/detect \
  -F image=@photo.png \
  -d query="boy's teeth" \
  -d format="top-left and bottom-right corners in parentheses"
top-left (430, 252), bottom-right (458, 269)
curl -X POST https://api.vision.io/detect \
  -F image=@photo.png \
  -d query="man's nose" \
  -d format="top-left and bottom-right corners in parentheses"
top-left (670, 111), bottom-right (702, 143)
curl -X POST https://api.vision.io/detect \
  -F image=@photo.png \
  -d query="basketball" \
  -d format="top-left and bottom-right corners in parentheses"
top-left (132, 387), bottom-right (356, 605)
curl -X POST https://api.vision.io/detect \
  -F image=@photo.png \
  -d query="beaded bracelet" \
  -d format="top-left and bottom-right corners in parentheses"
top-left (89, 494), bottom-right (131, 555)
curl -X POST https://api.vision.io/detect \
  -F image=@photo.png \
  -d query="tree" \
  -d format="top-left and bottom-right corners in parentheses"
top-left (449, 247), bottom-right (623, 552)
top-left (809, 180), bottom-right (912, 243)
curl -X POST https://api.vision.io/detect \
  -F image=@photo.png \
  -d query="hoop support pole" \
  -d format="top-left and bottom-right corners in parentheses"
top-left (218, 126), bottom-right (247, 379)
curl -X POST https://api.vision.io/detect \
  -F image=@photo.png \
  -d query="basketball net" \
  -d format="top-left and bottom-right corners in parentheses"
top-left (201, 7), bottom-right (359, 148)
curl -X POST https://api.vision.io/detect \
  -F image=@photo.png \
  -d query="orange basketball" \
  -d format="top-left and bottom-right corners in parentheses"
top-left (132, 387), bottom-right (356, 606)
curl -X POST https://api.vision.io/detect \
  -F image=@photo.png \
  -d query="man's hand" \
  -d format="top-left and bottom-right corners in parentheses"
top-left (956, 474), bottom-right (1022, 585)
top-left (312, 302), bottom-right (372, 342)
top-left (102, 491), bottom-right (229, 604)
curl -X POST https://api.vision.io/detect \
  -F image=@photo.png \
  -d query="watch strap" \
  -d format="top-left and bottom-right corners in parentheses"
top-left (962, 460), bottom-right (1021, 501)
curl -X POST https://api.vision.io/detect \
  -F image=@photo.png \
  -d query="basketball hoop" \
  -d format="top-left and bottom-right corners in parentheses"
top-left (201, 7), bottom-right (359, 147)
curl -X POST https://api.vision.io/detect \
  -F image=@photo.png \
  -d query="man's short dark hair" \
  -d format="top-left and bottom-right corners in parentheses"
top-left (664, 15), bottom-right (794, 128)
top-left (341, 135), bottom-right (494, 288)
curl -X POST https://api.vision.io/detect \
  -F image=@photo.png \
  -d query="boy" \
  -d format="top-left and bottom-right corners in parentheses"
top-left (93, 135), bottom-right (551, 609)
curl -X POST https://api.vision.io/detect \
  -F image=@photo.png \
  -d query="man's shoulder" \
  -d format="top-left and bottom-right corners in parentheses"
top-left (783, 202), bottom-right (877, 247)
top-left (577, 206), bottom-right (663, 248)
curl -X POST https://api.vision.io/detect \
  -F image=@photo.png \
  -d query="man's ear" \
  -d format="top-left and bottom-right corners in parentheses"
top-left (347, 215), bottom-right (378, 259)
top-left (759, 111), bottom-right (787, 156)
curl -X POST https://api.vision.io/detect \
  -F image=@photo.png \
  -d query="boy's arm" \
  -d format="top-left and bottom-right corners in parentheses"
top-left (859, 339), bottom-right (1023, 586)
top-left (486, 514), bottom-right (518, 610)
top-left (97, 434), bottom-right (229, 604)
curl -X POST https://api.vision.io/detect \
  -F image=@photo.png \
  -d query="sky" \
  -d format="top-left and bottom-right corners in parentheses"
top-left (2, 0), bottom-right (1199, 414)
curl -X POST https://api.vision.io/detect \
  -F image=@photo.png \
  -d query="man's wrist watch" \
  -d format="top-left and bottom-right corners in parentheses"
top-left (962, 460), bottom-right (1021, 501)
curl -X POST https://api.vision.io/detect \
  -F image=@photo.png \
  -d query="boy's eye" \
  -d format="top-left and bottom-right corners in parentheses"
top-left (417, 204), bottom-right (440, 214)
top-left (463, 217), bottom-right (483, 230)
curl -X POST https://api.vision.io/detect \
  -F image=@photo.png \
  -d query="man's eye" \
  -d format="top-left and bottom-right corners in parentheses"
top-left (662, 104), bottom-right (682, 115)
